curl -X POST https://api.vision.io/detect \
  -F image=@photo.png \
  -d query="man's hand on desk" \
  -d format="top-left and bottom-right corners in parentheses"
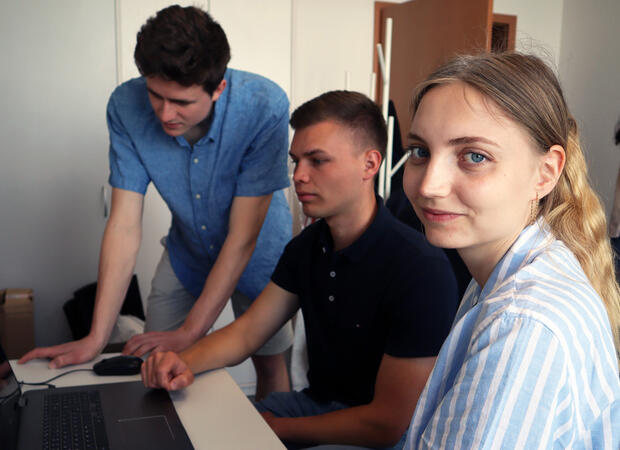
top-left (141, 351), bottom-right (194, 391)
top-left (17, 335), bottom-right (102, 369)
top-left (122, 326), bottom-right (196, 358)
top-left (260, 412), bottom-right (295, 442)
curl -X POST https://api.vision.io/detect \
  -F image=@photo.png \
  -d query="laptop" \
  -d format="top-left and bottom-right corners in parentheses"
top-left (0, 345), bottom-right (194, 450)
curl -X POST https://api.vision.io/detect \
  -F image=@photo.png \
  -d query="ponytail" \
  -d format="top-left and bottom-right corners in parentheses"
top-left (543, 120), bottom-right (620, 360)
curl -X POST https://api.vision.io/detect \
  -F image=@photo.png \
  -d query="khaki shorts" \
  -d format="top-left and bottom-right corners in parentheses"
top-left (144, 248), bottom-right (293, 356)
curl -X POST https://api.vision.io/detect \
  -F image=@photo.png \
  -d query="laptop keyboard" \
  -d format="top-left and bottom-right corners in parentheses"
top-left (42, 390), bottom-right (109, 450)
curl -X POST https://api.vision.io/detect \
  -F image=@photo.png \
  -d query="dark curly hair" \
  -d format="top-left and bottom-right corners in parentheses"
top-left (134, 5), bottom-right (231, 95)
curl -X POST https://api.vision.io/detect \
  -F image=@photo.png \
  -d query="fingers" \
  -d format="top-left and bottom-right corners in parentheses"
top-left (130, 343), bottom-right (156, 358)
top-left (169, 371), bottom-right (193, 390)
top-left (123, 332), bottom-right (162, 357)
top-left (18, 345), bottom-right (66, 365)
top-left (18, 347), bottom-right (48, 364)
top-left (49, 351), bottom-right (86, 369)
top-left (142, 351), bottom-right (170, 389)
top-left (141, 351), bottom-right (193, 391)
top-left (19, 338), bottom-right (100, 368)
top-left (122, 334), bottom-right (144, 355)
top-left (168, 357), bottom-right (194, 390)
top-left (19, 347), bottom-right (80, 369)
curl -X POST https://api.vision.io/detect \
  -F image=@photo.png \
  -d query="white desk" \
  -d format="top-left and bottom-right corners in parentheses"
top-left (11, 354), bottom-right (285, 450)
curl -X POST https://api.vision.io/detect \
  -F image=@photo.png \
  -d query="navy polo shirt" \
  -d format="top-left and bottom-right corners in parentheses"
top-left (272, 198), bottom-right (459, 406)
top-left (107, 69), bottom-right (292, 299)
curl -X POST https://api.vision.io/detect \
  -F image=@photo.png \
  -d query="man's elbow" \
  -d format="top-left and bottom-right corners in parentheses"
top-left (370, 417), bottom-right (410, 447)
top-left (384, 424), bottom-right (409, 447)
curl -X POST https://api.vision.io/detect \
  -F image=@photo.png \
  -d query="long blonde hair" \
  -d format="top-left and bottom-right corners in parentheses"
top-left (411, 52), bottom-right (620, 360)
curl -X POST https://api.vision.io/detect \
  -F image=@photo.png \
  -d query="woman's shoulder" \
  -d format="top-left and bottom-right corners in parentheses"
top-left (479, 240), bottom-right (618, 375)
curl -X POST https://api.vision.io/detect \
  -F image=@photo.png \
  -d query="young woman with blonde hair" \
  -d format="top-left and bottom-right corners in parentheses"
top-left (403, 52), bottom-right (620, 449)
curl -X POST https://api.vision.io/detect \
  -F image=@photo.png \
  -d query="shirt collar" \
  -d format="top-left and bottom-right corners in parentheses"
top-left (475, 218), bottom-right (553, 302)
top-left (318, 194), bottom-right (390, 262)
top-left (174, 68), bottom-right (231, 147)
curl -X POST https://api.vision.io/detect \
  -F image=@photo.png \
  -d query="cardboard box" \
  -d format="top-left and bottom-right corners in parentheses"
top-left (0, 288), bottom-right (34, 359)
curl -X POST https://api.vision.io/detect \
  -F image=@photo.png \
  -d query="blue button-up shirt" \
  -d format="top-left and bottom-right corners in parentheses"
top-left (107, 69), bottom-right (292, 299)
top-left (405, 220), bottom-right (620, 449)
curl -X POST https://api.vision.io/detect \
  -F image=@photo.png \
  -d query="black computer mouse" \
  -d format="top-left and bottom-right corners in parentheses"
top-left (93, 355), bottom-right (143, 376)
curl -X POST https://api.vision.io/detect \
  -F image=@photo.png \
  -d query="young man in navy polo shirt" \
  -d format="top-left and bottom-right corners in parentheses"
top-left (20, 5), bottom-right (293, 400)
top-left (141, 91), bottom-right (459, 449)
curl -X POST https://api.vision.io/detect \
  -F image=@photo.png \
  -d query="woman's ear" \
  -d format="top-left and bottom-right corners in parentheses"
top-left (362, 149), bottom-right (383, 180)
top-left (537, 144), bottom-right (566, 198)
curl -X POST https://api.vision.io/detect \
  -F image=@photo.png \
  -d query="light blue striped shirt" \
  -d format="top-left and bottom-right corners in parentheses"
top-left (405, 220), bottom-right (620, 449)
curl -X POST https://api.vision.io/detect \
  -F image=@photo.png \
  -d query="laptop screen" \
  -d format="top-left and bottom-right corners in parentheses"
top-left (0, 345), bottom-right (21, 450)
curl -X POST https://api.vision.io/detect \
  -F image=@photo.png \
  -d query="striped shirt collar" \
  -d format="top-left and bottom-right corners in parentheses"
top-left (465, 219), bottom-right (555, 309)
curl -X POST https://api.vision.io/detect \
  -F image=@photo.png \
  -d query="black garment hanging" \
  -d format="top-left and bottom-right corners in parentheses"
top-left (382, 100), bottom-right (472, 298)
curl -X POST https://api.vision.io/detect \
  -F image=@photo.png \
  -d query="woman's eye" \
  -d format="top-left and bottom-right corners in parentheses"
top-left (464, 152), bottom-right (486, 164)
top-left (408, 146), bottom-right (429, 159)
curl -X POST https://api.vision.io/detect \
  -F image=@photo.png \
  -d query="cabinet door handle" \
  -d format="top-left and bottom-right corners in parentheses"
top-left (102, 186), bottom-right (109, 218)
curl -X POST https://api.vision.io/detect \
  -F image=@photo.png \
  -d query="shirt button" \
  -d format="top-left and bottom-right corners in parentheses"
top-left (329, 271), bottom-right (336, 278)
top-left (209, 245), bottom-right (214, 249)
top-left (328, 295), bottom-right (335, 302)
top-left (195, 194), bottom-right (201, 199)
top-left (201, 225), bottom-right (206, 230)
top-left (193, 158), bottom-right (199, 164)
top-left (322, 247), bottom-right (326, 253)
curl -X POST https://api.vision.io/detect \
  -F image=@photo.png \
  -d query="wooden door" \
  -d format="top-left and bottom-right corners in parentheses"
top-left (375, 0), bottom-right (493, 144)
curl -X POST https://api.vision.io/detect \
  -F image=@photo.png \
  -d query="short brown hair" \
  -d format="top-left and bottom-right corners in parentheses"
top-left (134, 5), bottom-right (231, 95)
top-left (290, 91), bottom-right (387, 157)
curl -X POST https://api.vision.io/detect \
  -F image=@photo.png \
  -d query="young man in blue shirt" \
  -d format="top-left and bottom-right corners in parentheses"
top-left (141, 91), bottom-right (459, 448)
top-left (20, 5), bottom-right (293, 400)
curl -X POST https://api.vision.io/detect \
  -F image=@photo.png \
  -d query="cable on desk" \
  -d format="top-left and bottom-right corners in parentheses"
top-left (19, 368), bottom-right (94, 388)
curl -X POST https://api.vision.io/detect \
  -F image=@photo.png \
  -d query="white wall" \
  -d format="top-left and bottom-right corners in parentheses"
top-left (558, 0), bottom-right (620, 215)
top-left (493, 0), bottom-right (564, 65)
top-left (290, 0), bottom-right (380, 109)
top-left (0, 0), bottom-right (117, 346)
top-left (495, 0), bottom-right (620, 215)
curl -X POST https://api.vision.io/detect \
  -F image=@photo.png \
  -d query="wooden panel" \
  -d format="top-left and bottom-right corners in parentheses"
top-left (373, 1), bottom-right (395, 101)
top-left (375, 0), bottom-right (493, 143)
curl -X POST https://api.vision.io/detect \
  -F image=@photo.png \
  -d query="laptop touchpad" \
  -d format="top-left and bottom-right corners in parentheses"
top-left (118, 415), bottom-right (176, 450)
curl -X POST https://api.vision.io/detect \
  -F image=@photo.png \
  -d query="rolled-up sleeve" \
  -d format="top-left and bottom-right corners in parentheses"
top-left (107, 95), bottom-right (150, 195)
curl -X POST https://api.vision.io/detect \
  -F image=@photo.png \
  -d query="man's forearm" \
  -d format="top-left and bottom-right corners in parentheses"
top-left (89, 219), bottom-right (142, 348)
top-left (271, 354), bottom-right (431, 447)
top-left (178, 319), bottom-right (254, 374)
top-left (181, 235), bottom-right (257, 340)
top-left (178, 282), bottom-right (300, 377)
top-left (271, 403), bottom-right (405, 448)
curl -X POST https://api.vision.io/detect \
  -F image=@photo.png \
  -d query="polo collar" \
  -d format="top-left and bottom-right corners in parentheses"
top-left (318, 194), bottom-right (389, 263)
